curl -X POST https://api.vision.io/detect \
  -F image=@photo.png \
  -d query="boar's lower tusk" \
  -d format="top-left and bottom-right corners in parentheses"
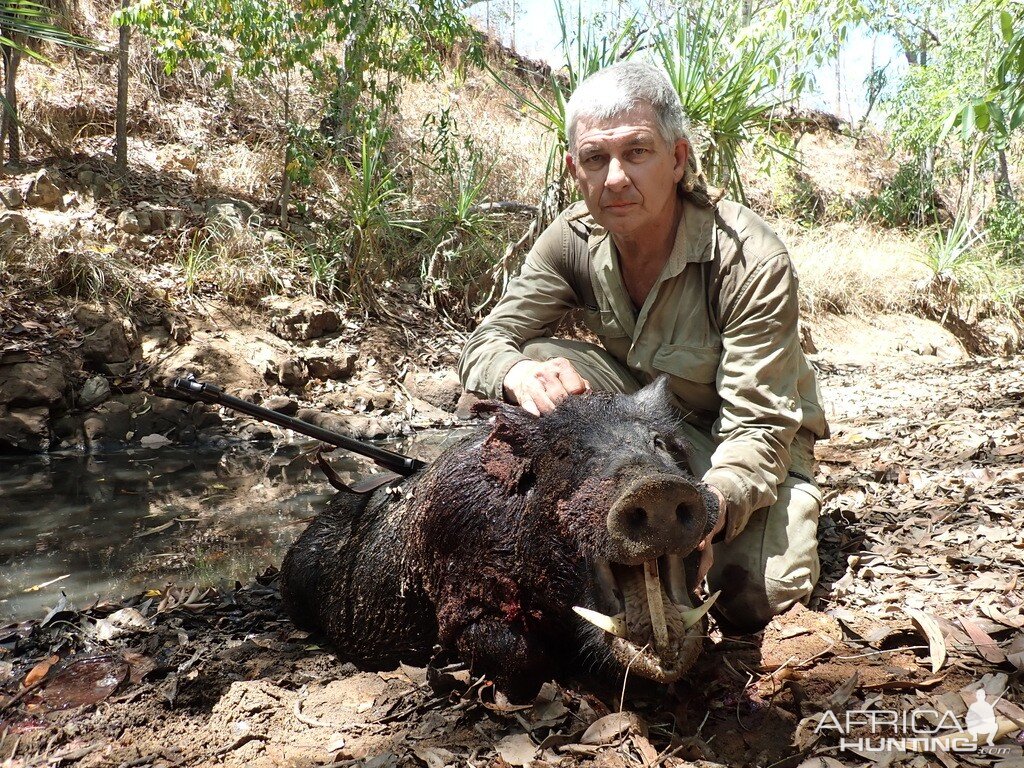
top-left (664, 554), bottom-right (687, 604)
top-left (680, 590), bottom-right (721, 630)
top-left (573, 606), bottom-right (628, 638)
top-left (643, 560), bottom-right (669, 652)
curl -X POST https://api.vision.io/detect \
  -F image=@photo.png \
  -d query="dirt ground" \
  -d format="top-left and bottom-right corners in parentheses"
top-left (1, 317), bottom-right (1022, 768)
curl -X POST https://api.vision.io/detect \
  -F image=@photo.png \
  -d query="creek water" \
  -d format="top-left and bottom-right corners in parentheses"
top-left (0, 428), bottom-right (472, 622)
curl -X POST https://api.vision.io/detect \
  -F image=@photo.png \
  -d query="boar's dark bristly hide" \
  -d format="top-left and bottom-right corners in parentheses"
top-left (281, 376), bottom-right (720, 700)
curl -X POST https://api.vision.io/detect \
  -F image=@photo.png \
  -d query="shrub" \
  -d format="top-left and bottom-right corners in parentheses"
top-left (861, 161), bottom-right (942, 228)
top-left (984, 198), bottom-right (1024, 263)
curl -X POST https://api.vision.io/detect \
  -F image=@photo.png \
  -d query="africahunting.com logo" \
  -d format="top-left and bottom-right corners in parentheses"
top-left (816, 688), bottom-right (1022, 755)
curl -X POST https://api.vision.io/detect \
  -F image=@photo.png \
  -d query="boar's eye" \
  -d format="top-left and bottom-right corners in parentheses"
top-left (652, 434), bottom-right (668, 452)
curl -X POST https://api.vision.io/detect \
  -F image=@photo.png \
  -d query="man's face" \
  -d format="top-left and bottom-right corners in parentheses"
top-left (567, 103), bottom-right (688, 241)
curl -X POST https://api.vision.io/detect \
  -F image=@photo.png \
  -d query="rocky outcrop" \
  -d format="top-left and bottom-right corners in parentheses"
top-left (0, 353), bottom-right (69, 452)
top-left (263, 296), bottom-right (341, 341)
top-left (75, 305), bottom-right (143, 376)
top-left (117, 202), bottom-right (186, 235)
top-left (205, 198), bottom-right (256, 235)
top-left (403, 370), bottom-right (463, 412)
top-left (0, 211), bottom-right (29, 250)
top-left (25, 169), bottom-right (64, 209)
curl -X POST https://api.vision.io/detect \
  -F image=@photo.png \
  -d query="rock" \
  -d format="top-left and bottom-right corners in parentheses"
top-left (264, 353), bottom-right (308, 390)
top-left (78, 376), bottom-right (111, 408)
top-left (263, 296), bottom-right (341, 341)
top-left (297, 408), bottom-right (387, 440)
top-left (117, 209), bottom-right (142, 234)
top-left (0, 406), bottom-right (51, 452)
top-left (408, 397), bottom-right (450, 426)
top-left (349, 383), bottom-right (394, 412)
top-left (73, 304), bottom-right (110, 330)
top-left (0, 186), bottom-right (24, 209)
top-left (52, 413), bottom-right (87, 450)
top-left (0, 211), bottom-right (29, 250)
top-left (0, 361), bottom-right (67, 408)
top-left (154, 335), bottom-right (266, 395)
top-left (403, 369), bottom-right (462, 412)
top-left (303, 346), bottom-right (356, 381)
top-left (264, 395), bottom-right (298, 416)
top-left (83, 400), bottom-right (133, 447)
top-left (137, 202), bottom-right (184, 231)
top-left (205, 198), bottom-right (255, 235)
top-left (81, 318), bottom-right (142, 373)
top-left (25, 169), bottom-right (64, 209)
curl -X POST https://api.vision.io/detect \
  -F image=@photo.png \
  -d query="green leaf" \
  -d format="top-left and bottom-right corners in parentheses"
top-left (1001, 10), bottom-right (1014, 43)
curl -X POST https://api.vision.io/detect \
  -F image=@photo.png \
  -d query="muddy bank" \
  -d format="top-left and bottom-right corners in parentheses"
top-left (1, 293), bottom-right (472, 455)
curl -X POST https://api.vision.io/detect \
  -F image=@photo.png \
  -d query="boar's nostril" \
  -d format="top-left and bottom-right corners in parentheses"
top-left (675, 503), bottom-right (691, 524)
top-left (626, 508), bottom-right (648, 528)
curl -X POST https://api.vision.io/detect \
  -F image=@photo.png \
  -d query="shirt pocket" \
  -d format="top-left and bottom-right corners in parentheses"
top-left (652, 343), bottom-right (720, 385)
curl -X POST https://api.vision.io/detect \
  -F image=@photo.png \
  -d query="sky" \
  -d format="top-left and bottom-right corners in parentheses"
top-left (466, 0), bottom-right (908, 125)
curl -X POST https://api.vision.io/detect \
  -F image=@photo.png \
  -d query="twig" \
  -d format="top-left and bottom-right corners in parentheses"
top-left (293, 695), bottom-right (334, 728)
top-left (0, 678), bottom-right (46, 713)
top-left (834, 645), bottom-right (929, 660)
top-left (620, 643), bottom-right (651, 713)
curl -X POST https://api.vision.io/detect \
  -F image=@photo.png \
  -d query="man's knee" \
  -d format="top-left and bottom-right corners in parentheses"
top-left (713, 561), bottom-right (817, 632)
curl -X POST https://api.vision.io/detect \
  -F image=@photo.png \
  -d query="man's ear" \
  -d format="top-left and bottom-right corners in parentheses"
top-left (566, 151), bottom-right (577, 179)
top-left (673, 138), bottom-right (689, 184)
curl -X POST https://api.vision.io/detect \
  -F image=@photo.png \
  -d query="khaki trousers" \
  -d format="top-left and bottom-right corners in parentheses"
top-left (521, 338), bottom-right (821, 631)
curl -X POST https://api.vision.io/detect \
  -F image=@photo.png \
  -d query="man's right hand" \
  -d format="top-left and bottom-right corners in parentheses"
top-left (502, 358), bottom-right (591, 416)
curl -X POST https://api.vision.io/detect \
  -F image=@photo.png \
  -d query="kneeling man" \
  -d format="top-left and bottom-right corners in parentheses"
top-left (458, 60), bottom-right (829, 632)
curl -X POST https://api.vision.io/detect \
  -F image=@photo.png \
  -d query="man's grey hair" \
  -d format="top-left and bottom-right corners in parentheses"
top-left (564, 60), bottom-right (713, 205)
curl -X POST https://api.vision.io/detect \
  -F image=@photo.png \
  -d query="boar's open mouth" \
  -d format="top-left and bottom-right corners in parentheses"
top-left (573, 556), bottom-right (718, 683)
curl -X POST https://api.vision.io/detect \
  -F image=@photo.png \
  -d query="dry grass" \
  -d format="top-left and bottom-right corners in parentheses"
top-left (774, 219), bottom-right (931, 317)
top-left (399, 61), bottom-right (552, 208)
top-left (195, 142), bottom-right (281, 201)
top-left (1, 229), bottom-right (137, 307)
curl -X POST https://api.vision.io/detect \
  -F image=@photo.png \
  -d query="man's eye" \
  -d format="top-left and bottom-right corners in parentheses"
top-left (631, 148), bottom-right (649, 158)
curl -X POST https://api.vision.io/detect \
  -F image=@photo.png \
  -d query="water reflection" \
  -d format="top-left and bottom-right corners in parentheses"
top-left (0, 428), bottom-right (472, 621)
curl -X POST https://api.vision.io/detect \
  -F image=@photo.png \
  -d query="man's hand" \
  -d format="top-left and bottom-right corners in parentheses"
top-left (696, 486), bottom-right (727, 587)
top-left (503, 358), bottom-right (591, 416)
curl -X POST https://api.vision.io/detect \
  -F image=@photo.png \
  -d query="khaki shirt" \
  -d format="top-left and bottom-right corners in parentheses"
top-left (459, 196), bottom-right (829, 539)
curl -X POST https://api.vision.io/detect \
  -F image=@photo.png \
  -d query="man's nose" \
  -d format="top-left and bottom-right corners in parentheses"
top-left (605, 157), bottom-right (630, 190)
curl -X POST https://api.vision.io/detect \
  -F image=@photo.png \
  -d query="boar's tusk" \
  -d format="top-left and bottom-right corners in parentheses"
top-left (573, 606), bottom-right (627, 638)
top-left (680, 590), bottom-right (721, 630)
top-left (643, 560), bottom-right (669, 652)
top-left (664, 554), bottom-right (687, 605)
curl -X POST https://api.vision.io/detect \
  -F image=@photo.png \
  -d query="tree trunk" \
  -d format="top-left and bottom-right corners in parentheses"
top-left (3, 46), bottom-right (21, 165)
top-left (0, 50), bottom-right (7, 163)
top-left (115, 0), bottom-right (130, 171)
top-left (280, 74), bottom-right (291, 229)
top-left (995, 149), bottom-right (1013, 201)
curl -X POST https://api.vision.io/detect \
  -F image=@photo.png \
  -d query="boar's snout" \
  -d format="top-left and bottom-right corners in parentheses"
top-left (606, 473), bottom-right (707, 564)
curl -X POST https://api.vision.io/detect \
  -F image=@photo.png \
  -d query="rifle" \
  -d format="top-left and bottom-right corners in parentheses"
top-left (170, 374), bottom-right (427, 477)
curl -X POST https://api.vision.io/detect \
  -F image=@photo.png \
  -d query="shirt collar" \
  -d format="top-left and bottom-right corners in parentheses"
top-left (585, 193), bottom-right (716, 268)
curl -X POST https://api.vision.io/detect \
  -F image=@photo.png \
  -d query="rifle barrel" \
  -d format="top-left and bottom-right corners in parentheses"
top-left (171, 376), bottom-right (426, 476)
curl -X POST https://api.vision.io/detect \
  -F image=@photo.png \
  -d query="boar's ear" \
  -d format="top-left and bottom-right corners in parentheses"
top-left (474, 401), bottom-right (536, 493)
top-left (631, 375), bottom-right (677, 416)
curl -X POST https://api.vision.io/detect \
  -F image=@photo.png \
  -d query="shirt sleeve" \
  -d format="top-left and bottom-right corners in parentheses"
top-left (458, 217), bottom-right (580, 399)
top-left (702, 250), bottom-right (804, 542)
